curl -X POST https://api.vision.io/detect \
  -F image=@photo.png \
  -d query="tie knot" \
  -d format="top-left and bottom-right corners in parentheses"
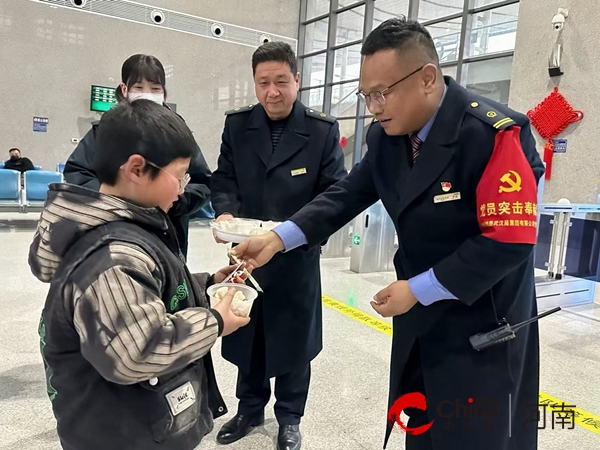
top-left (410, 134), bottom-right (423, 150)
top-left (410, 134), bottom-right (422, 162)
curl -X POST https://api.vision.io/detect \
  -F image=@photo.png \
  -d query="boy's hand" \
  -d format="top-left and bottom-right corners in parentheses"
top-left (213, 264), bottom-right (246, 284)
top-left (213, 287), bottom-right (251, 336)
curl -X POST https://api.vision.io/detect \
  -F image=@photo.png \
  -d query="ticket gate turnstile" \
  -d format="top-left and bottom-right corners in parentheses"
top-left (349, 201), bottom-right (397, 273)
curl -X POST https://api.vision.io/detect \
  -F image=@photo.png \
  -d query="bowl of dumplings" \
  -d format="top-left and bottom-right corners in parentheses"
top-left (210, 218), bottom-right (281, 243)
top-left (207, 283), bottom-right (258, 317)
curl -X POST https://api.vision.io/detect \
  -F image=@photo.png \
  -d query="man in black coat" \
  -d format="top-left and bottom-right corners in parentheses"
top-left (210, 42), bottom-right (347, 450)
top-left (63, 108), bottom-right (211, 258)
top-left (4, 148), bottom-right (35, 172)
top-left (231, 19), bottom-right (545, 450)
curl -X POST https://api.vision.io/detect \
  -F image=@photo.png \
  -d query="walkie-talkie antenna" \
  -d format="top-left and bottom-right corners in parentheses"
top-left (511, 307), bottom-right (561, 333)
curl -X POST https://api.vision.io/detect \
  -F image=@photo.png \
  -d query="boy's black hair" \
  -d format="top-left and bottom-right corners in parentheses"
top-left (8, 148), bottom-right (20, 154)
top-left (362, 17), bottom-right (439, 64)
top-left (252, 41), bottom-right (298, 76)
top-left (94, 100), bottom-right (196, 185)
top-left (116, 54), bottom-right (167, 102)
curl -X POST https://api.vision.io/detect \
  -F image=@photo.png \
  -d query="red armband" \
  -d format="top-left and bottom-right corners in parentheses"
top-left (476, 126), bottom-right (538, 244)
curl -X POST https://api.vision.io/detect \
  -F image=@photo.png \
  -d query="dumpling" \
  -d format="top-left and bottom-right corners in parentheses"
top-left (215, 286), bottom-right (229, 300)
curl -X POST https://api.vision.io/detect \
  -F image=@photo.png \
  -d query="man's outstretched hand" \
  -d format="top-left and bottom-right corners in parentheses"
top-left (230, 231), bottom-right (285, 268)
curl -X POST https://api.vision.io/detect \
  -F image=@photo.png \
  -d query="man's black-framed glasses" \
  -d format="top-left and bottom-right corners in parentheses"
top-left (357, 65), bottom-right (425, 106)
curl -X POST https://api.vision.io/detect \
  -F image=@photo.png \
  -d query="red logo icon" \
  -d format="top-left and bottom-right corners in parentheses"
top-left (388, 393), bottom-right (434, 435)
top-left (441, 182), bottom-right (452, 192)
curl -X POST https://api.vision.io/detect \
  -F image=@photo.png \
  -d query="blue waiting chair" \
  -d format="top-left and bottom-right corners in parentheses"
top-left (57, 162), bottom-right (66, 173)
top-left (0, 169), bottom-right (22, 210)
top-left (23, 170), bottom-right (63, 211)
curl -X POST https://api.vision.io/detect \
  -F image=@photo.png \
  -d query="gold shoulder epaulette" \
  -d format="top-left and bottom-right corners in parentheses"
top-left (305, 108), bottom-right (335, 123)
top-left (466, 100), bottom-right (516, 130)
top-left (225, 104), bottom-right (255, 116)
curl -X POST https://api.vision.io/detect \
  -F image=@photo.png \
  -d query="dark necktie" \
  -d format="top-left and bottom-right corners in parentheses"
top-left (410, 134), bottom-right (423, 162)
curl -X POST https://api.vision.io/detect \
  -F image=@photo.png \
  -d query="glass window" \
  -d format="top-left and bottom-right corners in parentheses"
top-left (300, 87), bottom-right (325, 111)
top-left (333, 44), bottom-right (362, 83)
top-left (337, 118), bottom-right (357, 170)
top-left (418, 0), bottom-right (464, 23)
top-left (331, 82), bottom-right (359, 118)
top-left (306, 0), bottom-right (330, 20)
top-left (301, 52), bottom-right (326, 88)
top-left (303, 18), bottom-right (329, 54)
top-left (470, 0), bottom-right (508, 8)
top-left (338, 0), bottom-right (363, 9)
top-left (462, 56), bottom-right (513, 105)
top-left (426, 18), bottom-right (462, 63)
top-left (465, 4), bottom-right (519, 58)
top-left (441, 65), bottom-right (458, 79)
top-left (360, 118), bottom-right (374, 158)
top-left (336, 6), bottom-right (365, 46)
top-left (373, 0), bottom-right (410, 27)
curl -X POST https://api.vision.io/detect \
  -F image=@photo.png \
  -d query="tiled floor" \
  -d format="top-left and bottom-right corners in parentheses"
top-left (1, 215), bottom-right (599, 449)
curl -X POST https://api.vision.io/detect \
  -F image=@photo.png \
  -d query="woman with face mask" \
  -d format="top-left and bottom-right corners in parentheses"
top-left (63, 54), bottom-right (212, 258)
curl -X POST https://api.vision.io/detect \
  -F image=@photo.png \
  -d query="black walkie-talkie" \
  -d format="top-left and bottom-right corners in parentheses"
top-left (469, 307), bottom-right (561, 351)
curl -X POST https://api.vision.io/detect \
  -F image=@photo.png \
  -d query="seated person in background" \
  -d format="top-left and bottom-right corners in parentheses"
top-left (28, 100), bottom-right (250, 450)
top-left (4, 148), bottom-right (35, 172)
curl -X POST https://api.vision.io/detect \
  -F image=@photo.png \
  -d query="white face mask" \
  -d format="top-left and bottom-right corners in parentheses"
top-left (128, 92), bottom-right (164, 105)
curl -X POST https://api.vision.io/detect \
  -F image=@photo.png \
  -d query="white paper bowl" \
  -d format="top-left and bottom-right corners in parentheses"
top-left (206, 283), bottom-right (258, 317)
top-left (210, 218), bottom-right (281, 243)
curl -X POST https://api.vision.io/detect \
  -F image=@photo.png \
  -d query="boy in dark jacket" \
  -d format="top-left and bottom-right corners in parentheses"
top-left (29, 100), bottom-right (250, 450)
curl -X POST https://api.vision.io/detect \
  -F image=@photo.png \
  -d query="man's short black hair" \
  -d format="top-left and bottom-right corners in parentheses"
top-left (252, 41), bottom-right (298, 76)
top-left (362, 17), bottom-right (439, 64)
top-left (94, 100), bottom-right (196, 186)
top-left (8, 148), bottom-right (20, 154)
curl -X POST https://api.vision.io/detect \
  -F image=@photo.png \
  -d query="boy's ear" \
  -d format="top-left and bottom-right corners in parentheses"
top-left (122, 154), bottom-right (148, 186)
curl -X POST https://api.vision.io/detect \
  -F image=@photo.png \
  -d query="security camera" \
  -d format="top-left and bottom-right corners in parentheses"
top-left (260, 34), bottom-right (272, 44)
top-left (211, 23), bottom-right (224, 37)
top-left (551, 8), bottom-right (568, 31)
top-left (151, 10), bottom-right (165, 25)
top-left (70, 0), bottom-right (87, 7)
top-left (552, 14), bottom-right (565, 30)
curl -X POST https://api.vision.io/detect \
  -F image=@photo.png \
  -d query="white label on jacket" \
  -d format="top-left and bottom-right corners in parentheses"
top-left (291, 168), bottom-right (307, 176)
top-left (434, 192), bottom-right (461, 203)
top-left (166, 381), bottom-right (196, 416)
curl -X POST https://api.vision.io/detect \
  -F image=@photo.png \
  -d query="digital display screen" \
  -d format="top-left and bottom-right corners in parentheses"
top-left (90, 85), bottom-right (118, 112)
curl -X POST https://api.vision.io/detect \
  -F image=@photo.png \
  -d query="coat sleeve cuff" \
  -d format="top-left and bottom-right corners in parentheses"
top-left (210, 309), bottom-right (224, 336)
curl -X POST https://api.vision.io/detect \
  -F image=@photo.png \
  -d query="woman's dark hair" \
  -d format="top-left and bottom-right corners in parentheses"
top-left (94, 100), bottom-right (195, 185)
top-left (115, 54), bottom-right (167, 102)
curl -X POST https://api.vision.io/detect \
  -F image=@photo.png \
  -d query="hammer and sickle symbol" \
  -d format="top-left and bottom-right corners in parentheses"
top-left (499, 170), bottom-right (522, 193)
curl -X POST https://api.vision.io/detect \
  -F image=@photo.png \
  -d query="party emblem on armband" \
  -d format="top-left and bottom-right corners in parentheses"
top-left (498, 170), bottom-right (522, 193)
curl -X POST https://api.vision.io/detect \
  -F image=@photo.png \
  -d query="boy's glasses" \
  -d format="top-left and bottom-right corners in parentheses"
top-left (145, 160), bottom-right (190, 193)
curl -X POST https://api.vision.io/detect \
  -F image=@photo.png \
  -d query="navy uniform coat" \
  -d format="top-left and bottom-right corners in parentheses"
top-left (288, 78), bottom-right (545, 450)
top-left (211, 100), bottom-right (347, 377)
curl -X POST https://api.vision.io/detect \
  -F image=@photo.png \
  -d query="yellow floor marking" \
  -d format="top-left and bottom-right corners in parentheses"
top-left (322, 295), bottom-right (600, 435)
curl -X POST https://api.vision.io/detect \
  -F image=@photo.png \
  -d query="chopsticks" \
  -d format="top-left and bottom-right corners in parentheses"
top-left (228, 251), bottom-right (264, 293)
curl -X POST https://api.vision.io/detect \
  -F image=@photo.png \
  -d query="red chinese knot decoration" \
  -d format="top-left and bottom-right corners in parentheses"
top-left (340, 136), bottom-right (348, 149)
top-left (527, 87), bottom-right (583, 180)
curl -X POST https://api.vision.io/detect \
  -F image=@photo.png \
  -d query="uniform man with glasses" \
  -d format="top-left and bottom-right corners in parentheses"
top-left (231, 18), bottom-right (545, 450)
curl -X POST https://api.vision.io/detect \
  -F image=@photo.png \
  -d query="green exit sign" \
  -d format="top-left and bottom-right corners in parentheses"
top-left (352, 234), bottom-right (361, 245)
